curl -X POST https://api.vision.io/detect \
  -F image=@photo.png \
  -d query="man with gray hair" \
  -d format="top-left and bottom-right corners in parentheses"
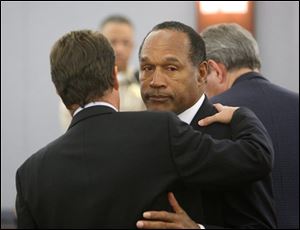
top-left (202, 23), bottom-right (261, 99)
top-left (202, 23), bottom-right (299, 229)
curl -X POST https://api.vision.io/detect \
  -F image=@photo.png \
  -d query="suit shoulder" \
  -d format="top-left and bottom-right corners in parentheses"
top-left (17, 136), bottom-right (63, 174)
top-left (271, 83), bottom-right (299, 100)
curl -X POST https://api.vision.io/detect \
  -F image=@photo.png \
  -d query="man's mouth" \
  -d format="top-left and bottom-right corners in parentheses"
top-left (148, 95), bottom-right (170, 102)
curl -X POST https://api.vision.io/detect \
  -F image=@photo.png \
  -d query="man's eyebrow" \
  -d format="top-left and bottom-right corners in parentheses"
top-left (140, 56), bottom-right (182, 65)
top-left (163, 57), bottom-right (181, 64)
top-left (140, 57), bottom-right (149, 63)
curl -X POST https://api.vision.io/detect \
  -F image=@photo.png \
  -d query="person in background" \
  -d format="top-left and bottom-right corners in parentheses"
top-left (201, 23), bottom-right (299, 229)
top-left (136, 21), bottom-right (277, 229)
top-left (100, 15), bottom-right (145, 112)
top-left (15, 29), bottom-right (273, 228)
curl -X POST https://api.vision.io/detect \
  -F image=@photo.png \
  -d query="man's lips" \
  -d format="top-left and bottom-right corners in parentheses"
top-left (147, 95), bottom-right (170, 102)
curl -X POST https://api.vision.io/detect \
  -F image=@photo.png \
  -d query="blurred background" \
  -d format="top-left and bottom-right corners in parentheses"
top-left (1, 1), bottom-right (299, 224)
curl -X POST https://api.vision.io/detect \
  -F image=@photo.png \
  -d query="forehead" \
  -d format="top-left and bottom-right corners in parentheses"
top-left (102, 22), bottom-right (133, 37)
top-left (141, 30), bottom-right (190, 61)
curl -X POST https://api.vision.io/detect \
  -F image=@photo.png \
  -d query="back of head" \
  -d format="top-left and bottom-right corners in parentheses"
top-left (201, 23), bottom-right (261, 71)
top-left (50, 30), bottom-right (115, 108)
top-left (139, 21), bottom-right (206, 66)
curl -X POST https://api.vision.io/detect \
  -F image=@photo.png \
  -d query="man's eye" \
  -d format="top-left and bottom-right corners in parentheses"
top-left (142, 66), bottom-right (153, 71)
top-left (167, 66), bottom-right (177, 71)
top-left (110, 40), bottom-right (117, 46)
top-left (122, 40), bottom-right (131, 47)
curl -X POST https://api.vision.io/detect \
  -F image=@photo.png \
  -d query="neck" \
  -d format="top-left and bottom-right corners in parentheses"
top-left (68, 89), bottom-right (120, 116)
top-left (227, 68), bottom-right (259, 88)
top-left (94, 89), bottom-right (120, 111)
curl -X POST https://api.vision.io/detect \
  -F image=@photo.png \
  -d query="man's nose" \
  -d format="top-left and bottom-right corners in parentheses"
top-left (113, 43), bottom-right (125, 55)
top-left (150, 70), bottom-right (167, 88)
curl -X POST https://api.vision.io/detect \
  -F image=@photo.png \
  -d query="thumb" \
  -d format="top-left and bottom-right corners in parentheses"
top-left (213, 103), bottom-right (224, 112)
top-left (168, 192), bottom-right (185, 214)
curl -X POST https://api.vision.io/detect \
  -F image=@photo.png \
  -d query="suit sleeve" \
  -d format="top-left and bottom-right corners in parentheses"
top-left (168, 107), bottom-right (274, 189)
top-left (16, 169), bottom-right (37, 228)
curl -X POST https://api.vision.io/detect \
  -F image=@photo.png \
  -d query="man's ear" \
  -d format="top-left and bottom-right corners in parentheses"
top-left (208, 60), bottom-right (227, 84)
top-left (197, 61), bottom-right (208, 85)
top-left (112, 65), bottom-right (119, 91)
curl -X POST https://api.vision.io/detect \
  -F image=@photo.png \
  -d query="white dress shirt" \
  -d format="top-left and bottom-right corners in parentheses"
top-left (73, 101), bottom-right (118, 117)
top-left (178, 94), bottom-right (205, 124)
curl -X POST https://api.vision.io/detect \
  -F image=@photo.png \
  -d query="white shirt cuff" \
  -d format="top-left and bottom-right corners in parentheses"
top-left (198, 224), bottom-right (205, 229)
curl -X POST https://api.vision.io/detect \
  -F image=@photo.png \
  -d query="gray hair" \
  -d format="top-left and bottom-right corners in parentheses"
top-left (201, 23), bottom-right (261, 71)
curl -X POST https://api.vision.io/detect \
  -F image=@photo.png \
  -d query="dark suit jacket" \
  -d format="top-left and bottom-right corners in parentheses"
top-left (16, 106), bottom-right (273, 229)
top-left (211, 72), bottom-right (299, 229)
top-left (176, 97), bottom-right (276, 228)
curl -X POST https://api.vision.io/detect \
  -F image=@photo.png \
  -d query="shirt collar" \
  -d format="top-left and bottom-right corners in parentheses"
top-left (73, 101), bottom-right (118, 117)
top-left (178, 94), bottom-right (205, 124)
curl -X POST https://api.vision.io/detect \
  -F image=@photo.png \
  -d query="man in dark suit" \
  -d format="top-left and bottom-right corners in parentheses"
top-left (137, 21), bottom-right (277, 228)
top-left (201, 23), bottom-right (299, 229)
top-left (59, 16), bottom-right (144, 131)
top-left (15, 30), bottom-right (274, 229)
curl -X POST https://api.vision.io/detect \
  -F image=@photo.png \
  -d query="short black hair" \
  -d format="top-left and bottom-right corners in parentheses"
top-left (100, 15), bottom-right (133, 29)
top-left (139, 21), bottom-right (206, 66)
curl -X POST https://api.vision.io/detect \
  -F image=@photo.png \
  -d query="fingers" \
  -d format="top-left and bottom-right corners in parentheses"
top-left (143, 211), bottom-right (176, 222)
top-left (136, 211), bottom-right (179, 229)
top-left (213, 103), bottom-right (224, 112)
top-left (198, 103), bottom-right (223, 126)
top-left (136, 220), bottom-right (180, 229)
top-left (214, 103), bottom-right (239, 112)
top-left (198, 103), bottom-right (239, 126)
top-left (198, 114), bottom-right (219, 126)
top-left (136, 193), bottom-right (185, 229)
top-left (168, 192), bottom-right (184, 214)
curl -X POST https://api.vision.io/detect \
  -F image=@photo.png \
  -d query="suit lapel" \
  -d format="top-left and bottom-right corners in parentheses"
top-left (190, 96), bottom-right (218, 131)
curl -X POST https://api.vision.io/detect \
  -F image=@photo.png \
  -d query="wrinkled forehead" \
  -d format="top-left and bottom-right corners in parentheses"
top-left (141, 30), bottom-right (190, 61)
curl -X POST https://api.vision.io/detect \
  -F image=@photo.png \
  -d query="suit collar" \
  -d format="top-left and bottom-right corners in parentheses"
top-left (233, 71), bottom-right (269, 87)
top-left (68, 105), bottom-right (116, 130)
top-left (190, 96), bottom-right (218, 129)
top-left (178, 94), bottom-right (205, 124)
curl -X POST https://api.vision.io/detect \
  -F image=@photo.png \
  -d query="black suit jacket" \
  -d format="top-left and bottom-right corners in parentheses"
top-left (16, 106), bottom-right (273, 228)
top-left (211, 72), bottom-right (299, 229)
top-left (177, 97), bottom-right (276, 228)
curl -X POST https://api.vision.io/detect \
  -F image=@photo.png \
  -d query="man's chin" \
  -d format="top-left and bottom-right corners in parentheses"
top-left (146, 103), bottom-right (173, 112)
